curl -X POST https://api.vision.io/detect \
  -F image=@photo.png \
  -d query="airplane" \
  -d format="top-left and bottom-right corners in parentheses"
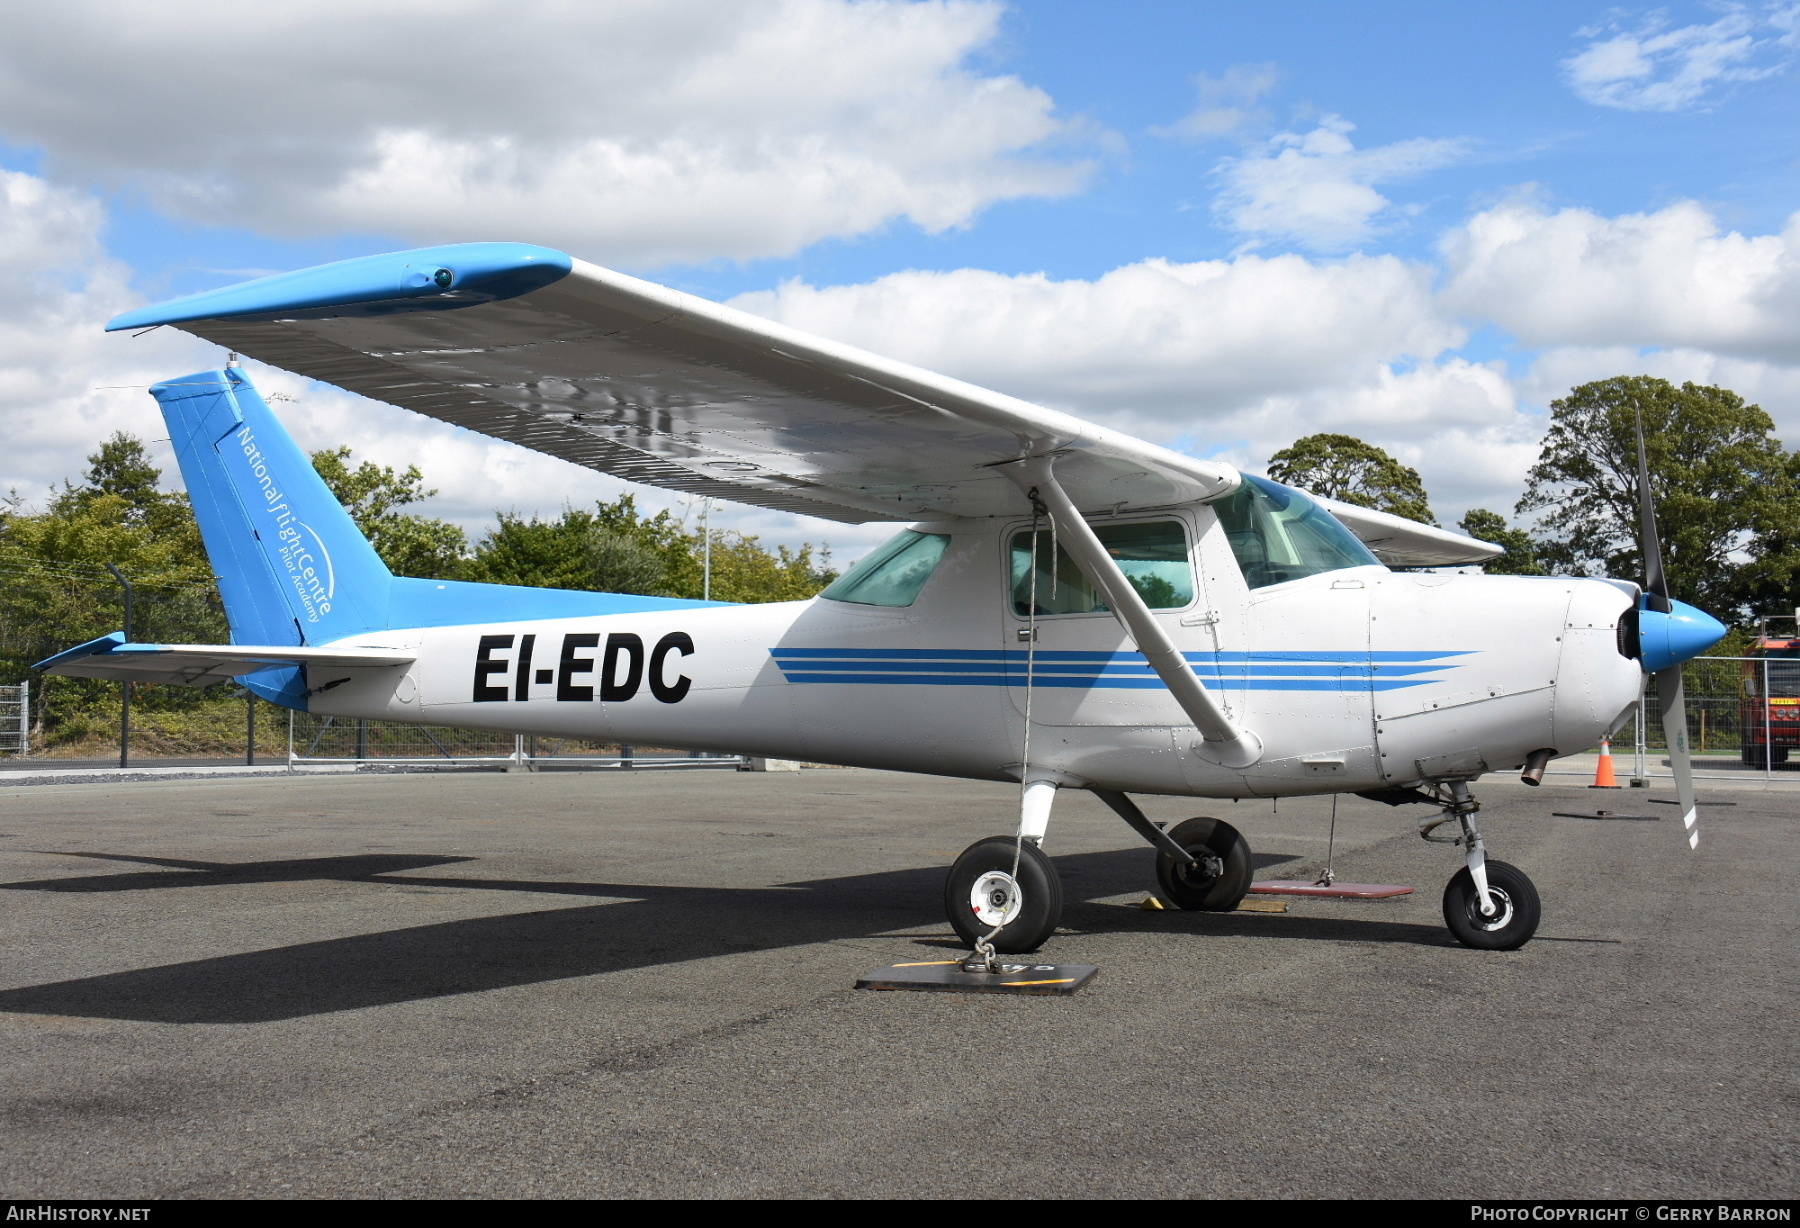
top-left (37, 242), bottom-right (1727, 958)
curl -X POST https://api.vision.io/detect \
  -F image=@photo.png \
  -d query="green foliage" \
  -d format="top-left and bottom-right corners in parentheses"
top-left (1266, 432), bottom-right (1436, 524)
top-left (309, 447), bottom-right (467, 579)
top-left (1517, 376), bottom-right (1800, 619)
top-left (460, 506), bottom-right (671, 594)
top-left (1126, 572), bottom-right (1181, 608)
top-left (459, 494), bottom-right (836, 604)
top-left (1458, 509), bottom-right (1546, 576)
top-left (0, 435), bottom-right (228, 749)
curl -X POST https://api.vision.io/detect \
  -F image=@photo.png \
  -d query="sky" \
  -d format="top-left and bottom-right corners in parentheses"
top-left (2, 0), bottom-right (1799, 565)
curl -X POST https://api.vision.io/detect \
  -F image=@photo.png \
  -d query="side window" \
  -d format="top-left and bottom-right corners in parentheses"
top-left (1010, 520), bottom-right (1193, 616)
top-left (1212, 475), bottom-right (1379, 590)
top-left (819, 530), bottom-right (950, 608)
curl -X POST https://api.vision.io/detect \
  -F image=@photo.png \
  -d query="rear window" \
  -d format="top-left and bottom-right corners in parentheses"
top-left (819, 530), bottom-right (950, 608)
top-left (1010, 520), bottom-right (1193, 616)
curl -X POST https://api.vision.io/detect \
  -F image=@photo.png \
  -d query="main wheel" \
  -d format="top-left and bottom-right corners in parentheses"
top-left (945, 837), bottom-right (1063, 954)
top-left (1442, 860), bottom-right (1540, 951)
top-left (1155, 817), bottom-right (1253, 911)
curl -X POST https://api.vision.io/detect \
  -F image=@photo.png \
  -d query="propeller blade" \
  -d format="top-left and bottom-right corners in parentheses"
top-left (1634, 407), bottom-right (1670, 611)
top-left (1656, 665), bottom-right (1699, 849)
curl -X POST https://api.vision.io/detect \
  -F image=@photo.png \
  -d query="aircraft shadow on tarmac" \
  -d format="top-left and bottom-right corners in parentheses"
top-left (0, 847), bottom-right (1452, 1025)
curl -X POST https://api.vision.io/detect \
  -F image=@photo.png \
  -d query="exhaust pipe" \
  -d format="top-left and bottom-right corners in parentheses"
top-left (1520, 748), bottom-right (1555, 786)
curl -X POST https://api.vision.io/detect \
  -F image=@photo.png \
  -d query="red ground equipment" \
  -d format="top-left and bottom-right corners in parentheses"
top-left (1740, 614), bottom-right (1800, 769)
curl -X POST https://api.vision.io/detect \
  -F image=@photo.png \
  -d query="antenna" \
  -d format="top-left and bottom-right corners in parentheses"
top-left (225, 351), bottom-right (241, 369)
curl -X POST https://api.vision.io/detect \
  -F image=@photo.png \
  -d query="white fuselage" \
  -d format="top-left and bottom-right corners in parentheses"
top-left (311, 509), bottom-right (1644, 798)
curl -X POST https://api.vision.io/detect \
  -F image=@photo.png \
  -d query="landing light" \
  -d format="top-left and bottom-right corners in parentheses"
top-left (403, 267), bottom-right (454, 290)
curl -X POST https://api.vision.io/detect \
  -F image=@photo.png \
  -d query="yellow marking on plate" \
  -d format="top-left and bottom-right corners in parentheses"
top-left (1000, 978), bottom-right (1075, 986)
top-left (891, 960), bottom-right (961, 967)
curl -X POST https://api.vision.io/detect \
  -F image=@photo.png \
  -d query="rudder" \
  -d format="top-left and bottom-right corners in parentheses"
top-left (152, 368), bottom-right (393, 650)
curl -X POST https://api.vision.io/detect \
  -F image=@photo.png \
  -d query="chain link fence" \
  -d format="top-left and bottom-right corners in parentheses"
top-left (1611, 655), bottom-right (1800, 779)
top-left (0, 683), bottom-right (26, 756)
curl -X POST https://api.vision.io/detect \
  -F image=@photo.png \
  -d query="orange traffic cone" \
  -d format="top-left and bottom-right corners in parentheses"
top-left (1590, 739), bottom-right (1621, 788)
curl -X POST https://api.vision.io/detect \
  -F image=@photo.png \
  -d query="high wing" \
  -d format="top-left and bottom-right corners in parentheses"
top-left (36, 634), bottom-right (414, 687)
top-left (108, 241), bottom-right (1498, 563)
top-left (1315, 497), bottom-right (1503, 568)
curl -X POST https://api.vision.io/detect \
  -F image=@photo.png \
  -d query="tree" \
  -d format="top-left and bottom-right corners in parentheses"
top-left (309, 447), bottom-right (467, 579)
top-left (459, 507), bottom-right (670, 594)
top-left (51, 433), bottom-right (190, 534)
top-left (1266, 433), bottom-right (1436, 524)
top-left (0, 435), bottom-right (226, 749)
top-left (1458, 509), bottom-right (1546, 576)
top-left (1516, 376), bottom-right (1800, 619)
top-left (459, 494), bottom-right (838, 603)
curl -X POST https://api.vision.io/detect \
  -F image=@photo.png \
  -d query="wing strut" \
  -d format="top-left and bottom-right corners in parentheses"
top-left (1000, 456), bottom-right (1263, 769)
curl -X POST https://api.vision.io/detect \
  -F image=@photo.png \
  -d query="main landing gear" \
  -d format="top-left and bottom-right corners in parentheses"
top-left (1420, 781), bottom-right (1540, 950)
top-left (944, 781), bottom-right (1255, 954)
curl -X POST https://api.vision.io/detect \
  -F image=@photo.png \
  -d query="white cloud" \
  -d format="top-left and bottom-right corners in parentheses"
top-left (1522, 344), bottom-right (1800, 440)
top-left (0, 0), bottom-right (1088, 267)
top-left (1196, 361), bottom-right (1532, 517)
top-left (0, 170), bottom-right (210, 505)
top-left (1562, 4), bottom-right (1797, 111)
top-left (1440, 200), bottom-right (1800, 363)
top-left (1211, 116), bottom-right (1468, 251)
top-left (0, 169), bottom-right (871, 560)
top-left (1155, 63), bottom-right (1279, 140)
top-left (730, 256), bottom-right (1545, 518)
top-left (731, 251), bottom-right (1459, 428)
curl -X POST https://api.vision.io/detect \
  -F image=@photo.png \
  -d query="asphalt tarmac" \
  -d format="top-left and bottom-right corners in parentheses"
top-left (0, 767), bottom-right (1793, 1199)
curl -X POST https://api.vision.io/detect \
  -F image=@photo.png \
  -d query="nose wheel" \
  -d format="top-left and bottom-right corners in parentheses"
top-left (1442, 861), bottom-right (1540, 950)
top-left (946, 837), bottom-right (1063, 954)
top-left (1422, 781), bottom-right (1541, 950)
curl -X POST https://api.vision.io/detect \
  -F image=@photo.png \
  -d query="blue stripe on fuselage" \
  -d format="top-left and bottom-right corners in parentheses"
top-left (769, 647), bottom-right (1470, 691)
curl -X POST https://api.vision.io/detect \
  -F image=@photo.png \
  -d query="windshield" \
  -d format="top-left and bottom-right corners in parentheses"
top-left (1010, 520), bottom-right (1193, 616)
top-left (819, 530), bottom-right (950, 607)
top-left (1212, 475), bottom-right (1379, 589)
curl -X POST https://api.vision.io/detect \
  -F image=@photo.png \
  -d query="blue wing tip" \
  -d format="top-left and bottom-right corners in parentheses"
top-left (106, 241), bottom-right (574, 332)
top-left (33, 631), bottom-right (125, 672)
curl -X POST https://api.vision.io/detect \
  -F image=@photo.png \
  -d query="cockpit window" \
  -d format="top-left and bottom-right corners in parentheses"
top-left (1212, 475), bottom-right (1379, 589)
top-left (1010, 520), bottom-right (1193, 616)
top-left (819, 530), bottom-right (950, 607)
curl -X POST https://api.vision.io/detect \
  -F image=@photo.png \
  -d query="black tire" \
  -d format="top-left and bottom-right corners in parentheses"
top-left (1442, 860), bottom-right (1540, 951)
top-left (1155, 817), bottom-right (1253, 911)
top-left (945, 837), bottom-right (1063, 954)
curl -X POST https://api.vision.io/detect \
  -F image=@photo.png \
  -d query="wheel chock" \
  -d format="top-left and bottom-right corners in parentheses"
top-left (1248, 880), bottom-right (1414, 899)
top-left (856, 959), bottom-right (1099, 995)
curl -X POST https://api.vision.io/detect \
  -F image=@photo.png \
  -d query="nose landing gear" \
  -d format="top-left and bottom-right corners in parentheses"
top-left (1421, 781), bottom-right (1541, 950)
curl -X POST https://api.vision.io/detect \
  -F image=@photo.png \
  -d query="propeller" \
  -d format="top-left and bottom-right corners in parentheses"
top-left (1632, 408), bottom-right (1713, 849)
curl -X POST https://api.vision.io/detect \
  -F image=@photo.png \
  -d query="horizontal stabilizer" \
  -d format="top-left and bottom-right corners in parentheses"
top-left (1314, 498), bottom-right (1504, 567)
top-left (35, 633), bottom-right (413, 687)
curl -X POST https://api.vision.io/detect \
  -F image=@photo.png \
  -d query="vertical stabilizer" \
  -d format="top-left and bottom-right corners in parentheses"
top-left (152, 369), bottom-right (393, 653)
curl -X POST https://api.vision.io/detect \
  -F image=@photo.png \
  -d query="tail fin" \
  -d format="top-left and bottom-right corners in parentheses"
top-left (153, 368), bottom-right (394, 648)
top-left (149, 367), bottom-right (721, 709)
